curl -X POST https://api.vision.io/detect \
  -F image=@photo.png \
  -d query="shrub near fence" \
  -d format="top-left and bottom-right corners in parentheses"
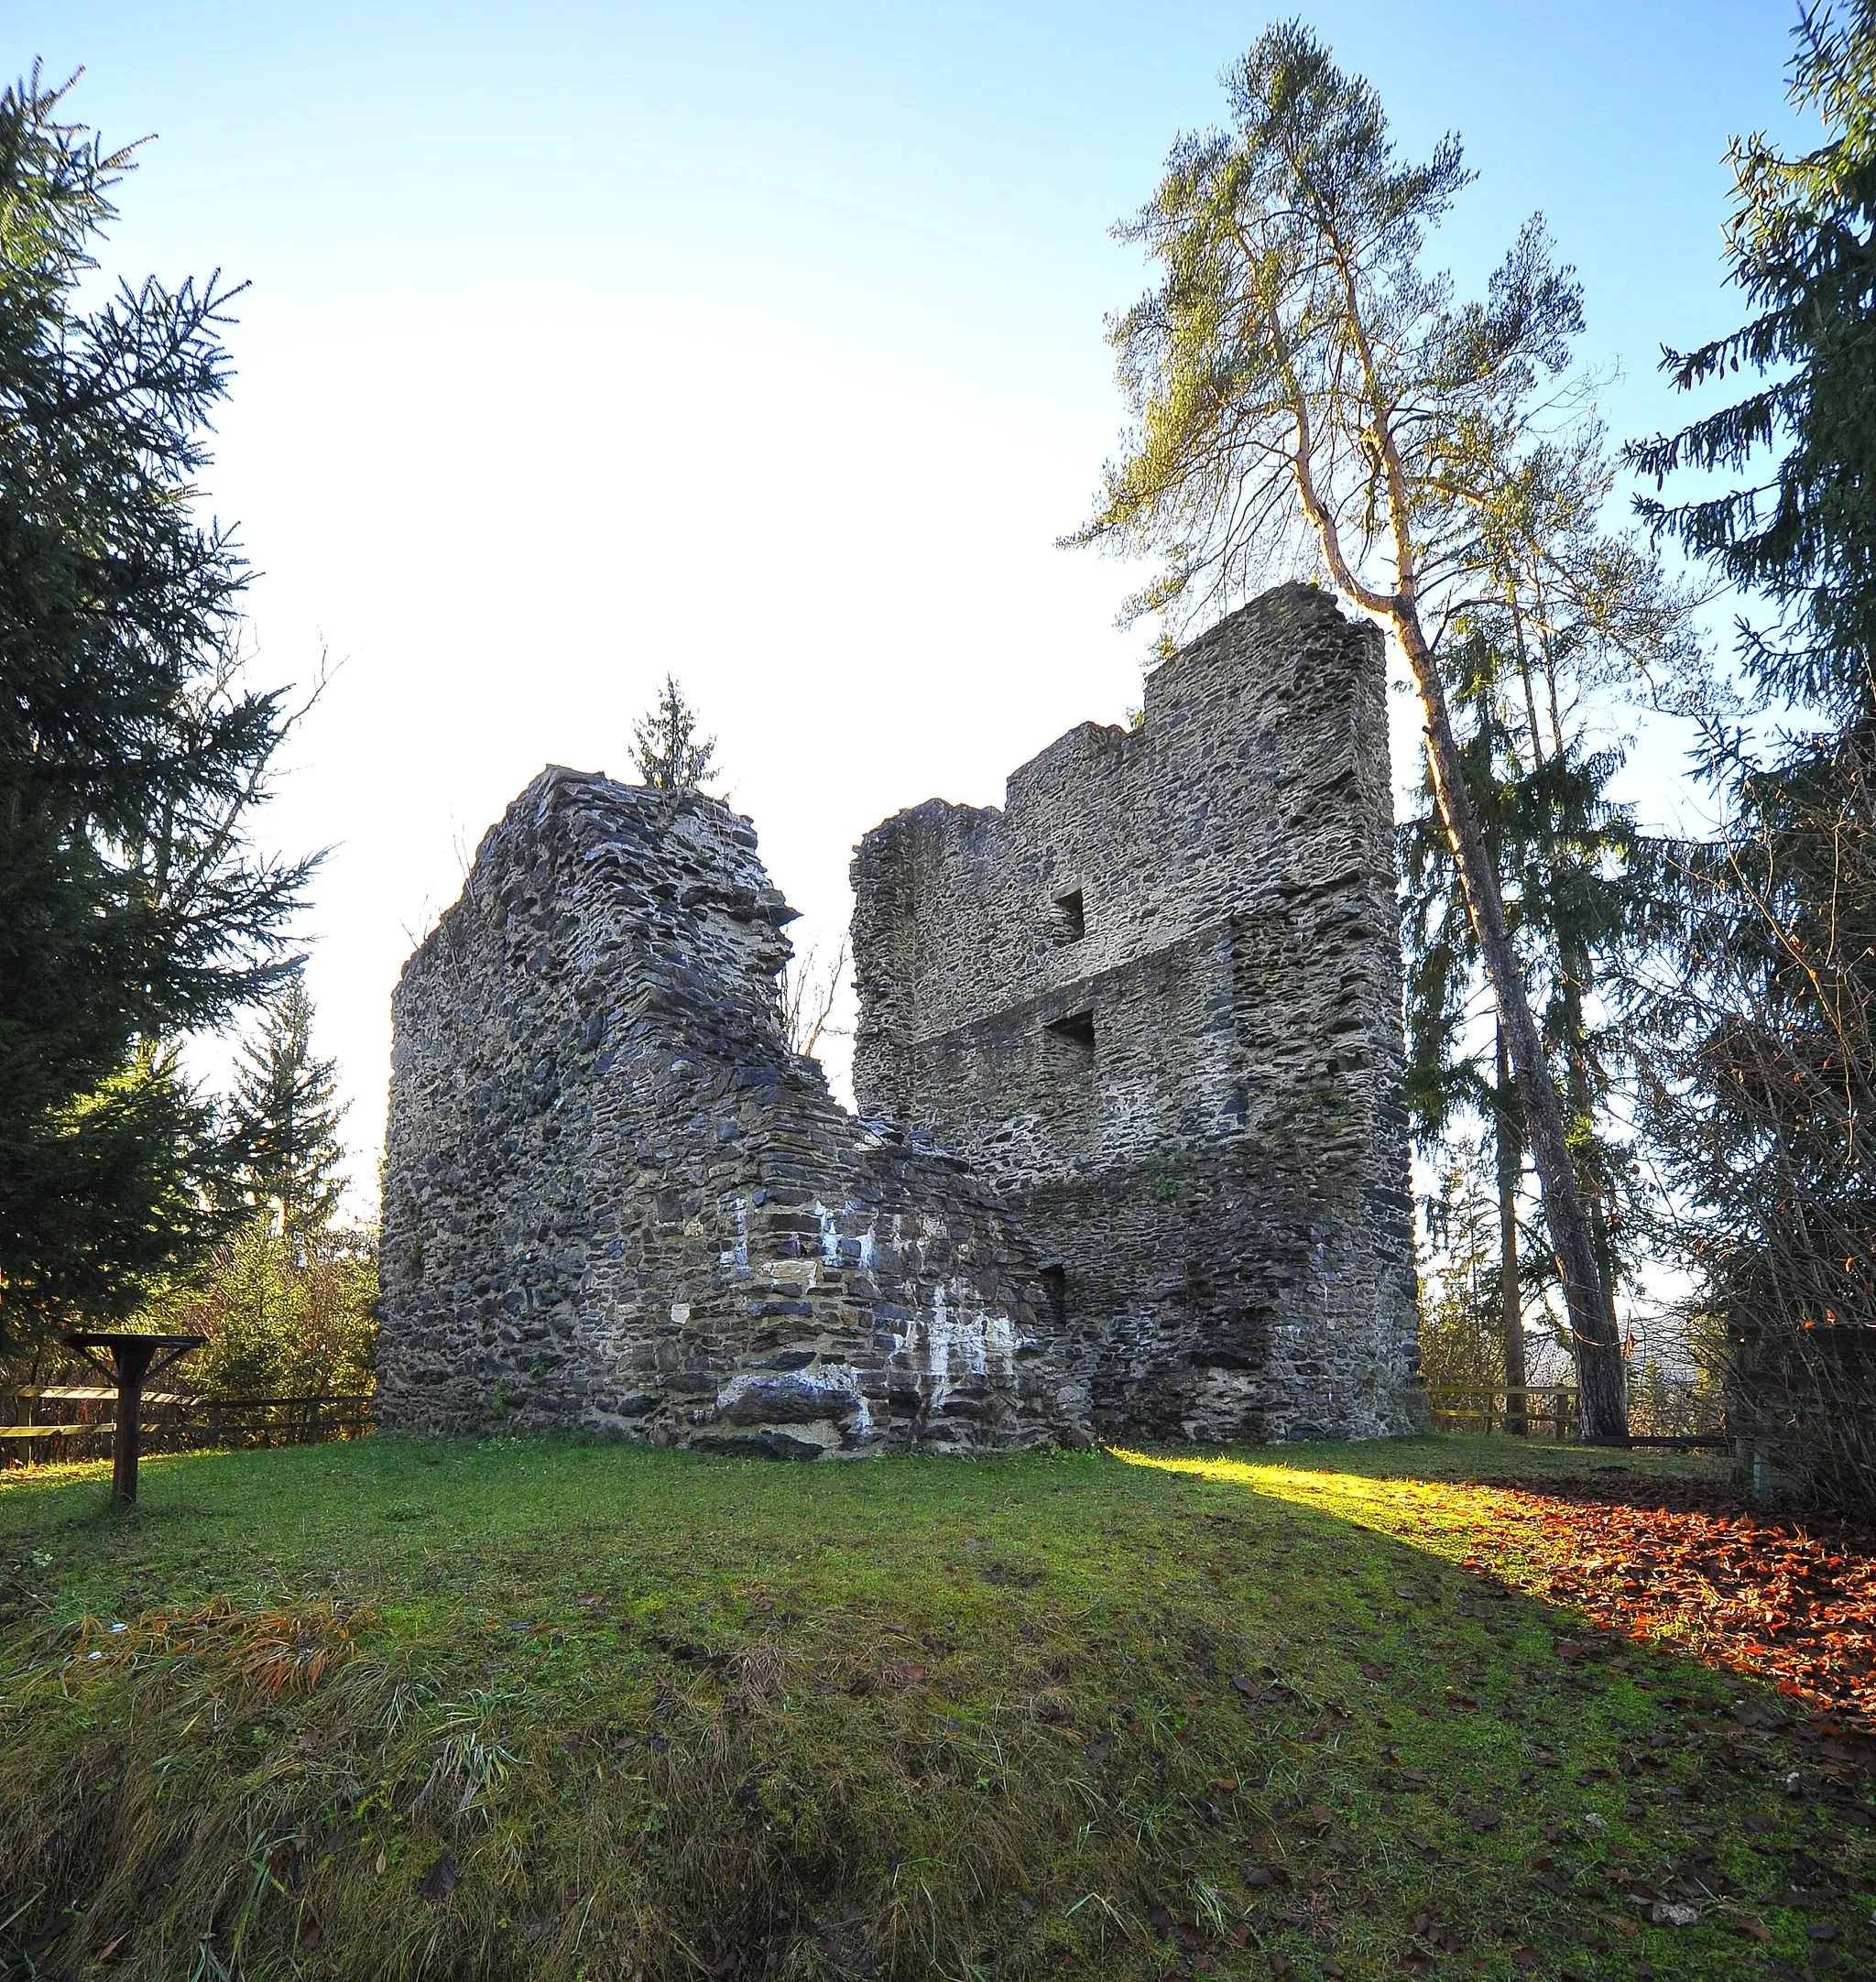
top-left (0, 1384), bottom-right (372, 1465)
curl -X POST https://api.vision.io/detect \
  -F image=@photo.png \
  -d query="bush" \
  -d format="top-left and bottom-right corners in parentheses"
top-left (138, 1217), bottom-right (376, 1400)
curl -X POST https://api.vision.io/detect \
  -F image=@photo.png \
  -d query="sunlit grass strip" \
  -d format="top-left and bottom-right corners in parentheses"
top-left (1106, 1446), bottom-right (1554, 1572)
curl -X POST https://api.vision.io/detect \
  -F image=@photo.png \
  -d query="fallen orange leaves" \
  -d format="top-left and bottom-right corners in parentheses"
top-left (1110, 1447), bottom-right (1876, 1731)
top-left (1489, 1480), bottom-right (1876, 1727)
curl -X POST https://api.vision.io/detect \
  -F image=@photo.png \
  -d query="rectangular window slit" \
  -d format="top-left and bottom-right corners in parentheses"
top-left (1045, 1010), bottom-right (1096, 1056)
top-left (1040, 1264), bottom-right (1067, 1327)
top-left (1053, 888), bottom-right (1085, 942)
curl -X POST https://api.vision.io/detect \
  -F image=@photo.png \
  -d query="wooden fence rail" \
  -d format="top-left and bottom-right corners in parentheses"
top-left (1422, 1383), bottom-right (1729, 1447)
top-left (1423, 1384), bottom-right (1581, 1440)
top-left (0, 1388), bottom-right (372, 1461)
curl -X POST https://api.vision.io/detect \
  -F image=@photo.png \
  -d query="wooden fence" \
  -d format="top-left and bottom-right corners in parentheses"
top-left (0, 1386), bottom-right (372, 1463)
top-left (1423, 1383), bottom-right (1730, 1448)
top-left (7, 1380), bottom-right (1727, 1459)
top-left (1423, 1384), bottom-right (1581, 1440)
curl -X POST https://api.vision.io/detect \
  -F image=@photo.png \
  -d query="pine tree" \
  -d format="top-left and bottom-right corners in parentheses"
top-left (230, 976), bottom-right (347, 1248)
top-left (631, 676), bottom-right (718, 790)
top-left (1070, 27), bottom-right (1695, 1434)
top-left (0, 69), bottom-right (312, 1349)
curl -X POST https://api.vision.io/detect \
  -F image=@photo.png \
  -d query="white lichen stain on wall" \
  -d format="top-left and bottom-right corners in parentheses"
top-left (906, 1280), bottom-right (1020, 1403)
top-left (717, 1195), bottom-right (751, 1273)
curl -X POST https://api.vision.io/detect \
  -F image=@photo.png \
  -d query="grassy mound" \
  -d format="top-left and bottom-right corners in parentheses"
top-left (1, 1436), bottom-right (1869, 1980)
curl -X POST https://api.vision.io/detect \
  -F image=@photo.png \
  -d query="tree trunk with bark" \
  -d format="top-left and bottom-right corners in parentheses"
top-left (1494, 1023), bottom-right (1529, 1436)
top-left (1262, 226), bottom-right (1631, 1443)
top-left (1395, 618), bottom-right (1630, 1440)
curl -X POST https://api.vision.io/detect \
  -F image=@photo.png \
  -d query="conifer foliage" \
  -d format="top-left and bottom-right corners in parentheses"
top-left (135, 977), bottom-right (371, 1404)
top-left (228, 975), bottom-right (348, 1248)
top-left (1631, 1), bottom-right (1876, 719)
top-left (1627, 3), bottom-right (1876, 1507)
top-left (1402, 612), bottom-right (1665, 1432)
top-left (0, 69), bottom-right (311, 1348)
top-left (631, 676), bottom-right (718, 791)
top-left (1070, 23), bottom-right (1695, 1434)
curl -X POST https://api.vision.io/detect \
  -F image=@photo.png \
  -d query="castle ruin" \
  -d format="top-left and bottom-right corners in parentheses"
top-left (376, 774), bottom-right (1087, 1454)
top-left (852, 583), bottom-right (1419, 1443)
top-left (376, 583), bottom-right (1421, 1451)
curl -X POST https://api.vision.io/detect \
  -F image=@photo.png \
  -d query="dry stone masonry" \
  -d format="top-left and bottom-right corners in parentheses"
top-left (378, 582), bottom-right (1421, 1454)
top-left (377, 770), bottom-right (1089, 1454)
top-left (851, 583), bottom-right (1421, 1442)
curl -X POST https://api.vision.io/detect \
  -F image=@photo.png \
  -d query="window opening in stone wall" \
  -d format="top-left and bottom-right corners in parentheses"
top-left (1044, 1010), bottom-right (1096, 1059)
top-left (1040, 1264), bottom-right (1067, 1328)
top-left (1053, 888), bottom-right (1085, 943)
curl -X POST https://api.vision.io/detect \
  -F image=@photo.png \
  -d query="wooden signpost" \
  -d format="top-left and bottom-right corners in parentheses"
top-left (64, 1333), bottom-right (207, 1506)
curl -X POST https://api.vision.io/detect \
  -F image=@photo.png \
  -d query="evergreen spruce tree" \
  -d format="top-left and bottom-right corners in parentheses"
top-left (631, 676), bottom-right (718, 790)
top-left (0, 69), bottom-right (311, 1349)
top-left (1402, 628), bottom-right (1647, 1432)
top-left (1403, 640), bottom-right (1537, 1429)
top-left (229, 975), bottom-right (347, 1249)
top-left (1631, 1), bottom-right (1876, 722)
top-left (1626, 2), bottom-right (1876, 1503)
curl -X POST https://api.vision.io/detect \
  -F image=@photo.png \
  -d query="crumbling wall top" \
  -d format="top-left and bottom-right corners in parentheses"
top-left (378, 763), bottom-right (1089, 1454)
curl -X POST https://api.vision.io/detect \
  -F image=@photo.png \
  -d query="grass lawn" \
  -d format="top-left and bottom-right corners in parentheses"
top-left (2, 1433), bottom-right (1870, 1981)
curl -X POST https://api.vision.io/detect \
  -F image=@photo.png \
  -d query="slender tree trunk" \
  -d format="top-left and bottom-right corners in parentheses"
top-left (1565, 1010), bottom-right (1628, 1382)
top-left (1494, 1022), bottom-right (1528, 1435)
top-left (1589, 1192), bottom-right (1623, 1346)
top-left (1394, 617), bottom-right (1630, 1439)
top-left (1280, 365), bottom-right (1628, 1438)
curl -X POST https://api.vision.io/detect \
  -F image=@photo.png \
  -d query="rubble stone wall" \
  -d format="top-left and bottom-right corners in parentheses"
top-left (377, 769), bottom-right (1089, 1454)
top-left (851, 583), bottom-right (1422, 1443)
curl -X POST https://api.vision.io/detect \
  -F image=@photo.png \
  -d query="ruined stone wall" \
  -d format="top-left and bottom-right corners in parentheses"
top-left (377, 768), bottom-right (1088, 1454)
top-left (851, 583), bottom-right (1420, 1443)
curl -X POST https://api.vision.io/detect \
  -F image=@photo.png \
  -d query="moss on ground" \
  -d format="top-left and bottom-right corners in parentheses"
top-left (0, 1435), bottom-right (1868, 1980)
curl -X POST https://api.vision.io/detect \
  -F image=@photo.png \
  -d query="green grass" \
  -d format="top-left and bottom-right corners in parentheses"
top-left (0, 1434), bottom-right (1866, 1980)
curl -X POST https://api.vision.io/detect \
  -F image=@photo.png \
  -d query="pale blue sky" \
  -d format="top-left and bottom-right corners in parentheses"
top-left (6, 2), bottom-right (1813, 1185)
top-left (20, 4), bottom-right (1801, 429)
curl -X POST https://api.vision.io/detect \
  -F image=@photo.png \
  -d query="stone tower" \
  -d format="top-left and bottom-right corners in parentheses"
top-left (850, 583), bottom-right (1421, 1443)
top-left (377, 769), bottom-right (1088, 1454)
